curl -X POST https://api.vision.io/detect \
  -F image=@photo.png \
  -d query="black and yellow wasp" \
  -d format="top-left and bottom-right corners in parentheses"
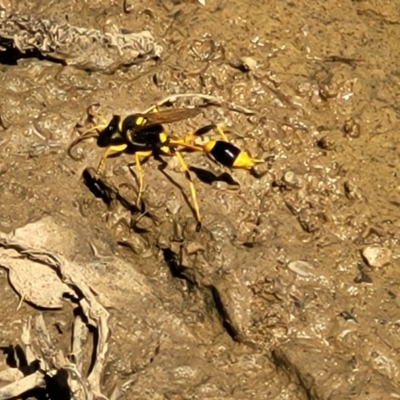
top-left (68, 105), bottom-right (264, 231)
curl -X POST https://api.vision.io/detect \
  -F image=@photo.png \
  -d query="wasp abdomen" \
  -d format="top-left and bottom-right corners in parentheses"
top-left (209, 141), bottom-right (241, 167)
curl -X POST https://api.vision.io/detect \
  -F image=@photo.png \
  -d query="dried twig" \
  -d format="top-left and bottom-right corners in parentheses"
top-left (0, 11), bottom-right (162, 73)
top-left (0, 229), bottom-right (111, 400)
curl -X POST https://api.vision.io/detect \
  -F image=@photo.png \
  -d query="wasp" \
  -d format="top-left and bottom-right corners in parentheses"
top-left (68, 105), bottom-right (264, 231)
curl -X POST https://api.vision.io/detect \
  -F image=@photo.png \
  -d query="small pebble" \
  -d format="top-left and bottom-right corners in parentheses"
top-left (343, 118), bottom-right (361, 138)
top-left (239, 56), bottom-right (257, 72)
top-left (287, 260), bottom-right (315, 277)
top-left (362, 246), bottom-right (391, 268)
top-left (283, 171), bottom-right (304, 189)
top-left (317, 135), bottom-right (335, 150)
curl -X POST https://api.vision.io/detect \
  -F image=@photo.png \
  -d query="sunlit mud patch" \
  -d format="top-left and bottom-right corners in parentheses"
top-left (1, 0), bottom-right (400, 398)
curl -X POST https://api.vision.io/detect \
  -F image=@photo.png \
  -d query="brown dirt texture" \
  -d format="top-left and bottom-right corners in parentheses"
top-left (0, 0), bottom-right (400, 399)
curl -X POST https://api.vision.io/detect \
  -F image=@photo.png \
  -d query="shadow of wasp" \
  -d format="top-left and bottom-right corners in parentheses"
top-left (68, 104), bottom-right (264, 231)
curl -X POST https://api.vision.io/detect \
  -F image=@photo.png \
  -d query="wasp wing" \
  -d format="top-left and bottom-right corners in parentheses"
top-left (125, 108), bottom-right (202, 129)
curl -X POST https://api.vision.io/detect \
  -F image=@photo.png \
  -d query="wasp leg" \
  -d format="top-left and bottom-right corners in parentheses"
top-left (173, 150), bottom-right (202, 232)
top-left (97, 144), bottom-right (128, 173)
top-left (214, 124), bottom-right (229, 142)
top-left (133, 151), bottom-right (153, 206)
top-left (180, 123), bottom-right (229, 144)
top-left (168, 140), bottom-right (204, 153)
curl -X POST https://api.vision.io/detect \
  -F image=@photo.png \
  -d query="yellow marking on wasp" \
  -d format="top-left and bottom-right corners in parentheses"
top-left (126, 130), bottom-right (134, 143)
top-left (233, 152), bottom-right (263, 169)
top-left (159, 146), bottom-right (169, 154)
top-left (135, 116), bottom-right (146, 125)
top-left (149, 106), bottom-right (159, 113)
top-left (203, 140), bottom-right (216, 155)
top-left (159, 132), bottom-right (168, 143)
top-left (117, 116), bottom-right (124, 132)
top-left (215, 124), bottom-right (229, 142)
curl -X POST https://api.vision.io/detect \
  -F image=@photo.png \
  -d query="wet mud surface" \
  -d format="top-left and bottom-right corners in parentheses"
top-left (1, 0), bottom-right (400, 399)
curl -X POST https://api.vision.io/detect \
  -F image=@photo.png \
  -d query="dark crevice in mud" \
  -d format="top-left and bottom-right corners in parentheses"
top-left (160, 246), bottom-right (196, 289)
top-left (159, 243), bottom-right (240, 342)
top-left (161, 247), bottom-right (186, 278)
top-left (161, 247), bottom-right (240, 342)
top-left (0, 45), bottom-right (65, 67)
top-left (271, 349), bottom-right (318, 400)
top-left (210, 286), bottom-right (240, 342)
